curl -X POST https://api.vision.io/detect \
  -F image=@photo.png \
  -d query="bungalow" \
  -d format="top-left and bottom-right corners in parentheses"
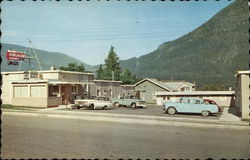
top-left (134, 78), bottom-right (195, 103)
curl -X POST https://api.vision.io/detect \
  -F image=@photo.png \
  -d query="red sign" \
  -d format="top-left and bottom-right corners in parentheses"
top-left (6, 50), bottom-right (25, 60)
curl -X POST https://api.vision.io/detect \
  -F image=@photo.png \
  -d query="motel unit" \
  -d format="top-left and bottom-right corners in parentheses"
top-left (1, 70), bottom-right (95, 107)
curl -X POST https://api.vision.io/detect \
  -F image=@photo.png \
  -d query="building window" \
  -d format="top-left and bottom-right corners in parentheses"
top-left (167, 97), bottom-right (170, 100)
top-left (97, 90), bottom-right (100, 96)
top-left (49, 85), bottom-right (59, 97)
top-left (31, 85), bottom-right (46, 98)
top-left (163, 97), bottom-right (166, 100)
top-left (13, 86), bottom-right (28, 98)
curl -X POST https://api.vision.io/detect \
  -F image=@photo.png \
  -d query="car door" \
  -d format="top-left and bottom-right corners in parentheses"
top-left (177, 99), bottom-right (191, 113)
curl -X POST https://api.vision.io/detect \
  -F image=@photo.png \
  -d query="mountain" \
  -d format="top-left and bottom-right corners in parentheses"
top-left (120, 0), bottom-right (249, 89)
top-left (1, 43), bottom-right (93, 72)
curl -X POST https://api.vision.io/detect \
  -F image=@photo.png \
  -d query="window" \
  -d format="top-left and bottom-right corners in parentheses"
top-left (181, 99), bottom-right (189, 103)
top-left (31, 85), bottom-right (46, 98)
top-left (163, 97), bottom-right (166, 100)
top-left (49, 85), bottom-right (59, 97)
top-left (14, 86), bottom-right (28, 98)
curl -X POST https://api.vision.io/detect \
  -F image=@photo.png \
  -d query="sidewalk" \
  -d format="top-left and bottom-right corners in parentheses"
top-left (2, 106), bottom-right (249, 130)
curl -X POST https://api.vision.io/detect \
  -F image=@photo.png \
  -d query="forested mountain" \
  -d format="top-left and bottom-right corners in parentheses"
top-left (120, 0), bottom-right (249, 89)
top-left (1, 43), bottom-right (93, 72)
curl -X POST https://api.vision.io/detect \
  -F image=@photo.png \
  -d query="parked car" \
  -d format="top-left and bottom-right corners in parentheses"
top-left (203, 99), bottom-right (221, 112)
top-left (111, 96), bottom-right (146, 108)
top-left (162, 97), bottom-right (219, 116)
top-left (72, 98), bottom-right (112, 110)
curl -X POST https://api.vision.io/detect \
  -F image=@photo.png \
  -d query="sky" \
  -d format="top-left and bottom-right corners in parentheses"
top-left (1, 0), bottom-right (233, 66)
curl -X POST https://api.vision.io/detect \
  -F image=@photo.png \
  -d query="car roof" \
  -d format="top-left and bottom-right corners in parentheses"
top-left (180, 97), bottom-right (203, 101)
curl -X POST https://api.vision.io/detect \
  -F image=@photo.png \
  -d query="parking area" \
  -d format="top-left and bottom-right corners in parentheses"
top-left (62, 105), bottom-right (221, 120)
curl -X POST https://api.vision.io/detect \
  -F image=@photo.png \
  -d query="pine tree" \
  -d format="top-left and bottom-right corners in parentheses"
top-left (103, 46), bottom-right (121, 80)
top-left (96, 64), bottom-right (104, 80)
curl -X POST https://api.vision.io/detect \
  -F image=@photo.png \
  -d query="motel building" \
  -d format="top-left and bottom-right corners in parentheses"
top-left (1, 69), bottom-right (95, 108)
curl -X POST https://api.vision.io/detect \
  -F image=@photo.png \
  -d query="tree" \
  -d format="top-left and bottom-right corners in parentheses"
top-left (120, 69), bottom-right (137, 84)
top-left (60, 62), bottom-right (85, 72)
top-left (103, 46), bottom-right (121, 81)
top-left (96, 64), bottom-right (104, 80)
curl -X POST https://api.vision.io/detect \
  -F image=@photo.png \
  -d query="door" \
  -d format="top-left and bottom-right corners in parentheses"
top-left (61, 85), bottom-right (69, 105)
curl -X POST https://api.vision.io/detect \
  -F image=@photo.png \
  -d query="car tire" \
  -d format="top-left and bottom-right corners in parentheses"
top-left (90, 104), bottom-right (94, 110)
top-left (131, 103), bottom-right (136, 109)
top-left (167, 107), bottom-right (176, 115)
top-left (114, 102), bottom-right (119, 107)
top-left (201, 110), bottom-right (210, 117)
top-left (103, 105), bottom-right (107, 110)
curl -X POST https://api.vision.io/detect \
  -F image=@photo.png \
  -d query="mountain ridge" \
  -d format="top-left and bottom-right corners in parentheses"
top-left (1, 43), bottom-right (93, 72)
top-left (119, 0), bottom-right (249, 89)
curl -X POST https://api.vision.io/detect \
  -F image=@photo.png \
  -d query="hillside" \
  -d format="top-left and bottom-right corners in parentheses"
top-left (120, 0), bottom-right (249, 89)
top-left (1, 43), bottom-right (93, 72)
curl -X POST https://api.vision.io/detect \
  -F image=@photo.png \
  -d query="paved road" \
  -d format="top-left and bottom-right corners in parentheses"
top-left (62, 105), bottom-right (220, 119)
top-left (2, 114), bottom-right (249, 159)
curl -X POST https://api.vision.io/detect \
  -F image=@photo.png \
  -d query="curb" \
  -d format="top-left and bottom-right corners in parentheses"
top-left (2, 109), bottom-right (250, 130)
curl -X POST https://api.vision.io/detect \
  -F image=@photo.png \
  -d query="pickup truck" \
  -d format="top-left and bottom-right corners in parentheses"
top-left (111, 97), bottom-right (146, 108)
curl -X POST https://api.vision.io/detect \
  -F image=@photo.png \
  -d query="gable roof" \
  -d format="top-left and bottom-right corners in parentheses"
top-left (134, 78), bottom-right (195, 91)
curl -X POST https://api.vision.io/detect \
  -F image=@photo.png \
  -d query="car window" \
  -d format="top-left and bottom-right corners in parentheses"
top-left (181, 99), bottom-right (189, 103)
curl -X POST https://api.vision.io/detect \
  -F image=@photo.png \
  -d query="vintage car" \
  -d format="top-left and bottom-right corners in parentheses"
top-left (111, 96), bottom-right (146, 108)
top-left (203, 99), bottom-right (221, 112)
top-left (72, 98), bottom-right (112, 110)
top-left (162, 97), bottom-right (219, 116)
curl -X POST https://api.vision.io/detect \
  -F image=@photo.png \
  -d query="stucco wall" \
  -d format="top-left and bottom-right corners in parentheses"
top-left (240, 74), bottom-right (250, 119)
top-left (12, 98), bottom-right (48, 107)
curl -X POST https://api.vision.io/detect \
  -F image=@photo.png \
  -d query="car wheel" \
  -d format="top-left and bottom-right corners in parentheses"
top-left (201, 110), bottom-right (210, 117)
top-left (103, 105), bottom-right (107, 110)
top-left (131, 103), bottom-right (136, 109)
top-left (90, 104), bottom-right (94, 110)
top-left (114, 102), bottom-right (119, 107)
top-left (167, 107), bottom-right (176, 115)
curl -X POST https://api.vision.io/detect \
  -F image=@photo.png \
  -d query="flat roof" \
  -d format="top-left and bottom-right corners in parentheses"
top-left (93, 80), bottom-right (122, 83)
top-left (11, 79), bottom-right (94, 85)
top-left (2, 70), bottom-right (94, 75)
top-left (155, 91), bottom-right (235, 96)
top-left (237, 70), bottom-right (250, 75)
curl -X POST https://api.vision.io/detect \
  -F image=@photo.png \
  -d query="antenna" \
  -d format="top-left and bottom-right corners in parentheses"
top-left (18, 39), bottom-right (42, 71)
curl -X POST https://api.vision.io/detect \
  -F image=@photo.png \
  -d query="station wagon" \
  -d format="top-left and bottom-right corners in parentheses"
top-left (162, 97), bottom-right (219, 116)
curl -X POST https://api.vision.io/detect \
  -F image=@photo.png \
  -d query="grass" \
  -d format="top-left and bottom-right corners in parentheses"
top-left (1, 104), bottom-right (46, 111)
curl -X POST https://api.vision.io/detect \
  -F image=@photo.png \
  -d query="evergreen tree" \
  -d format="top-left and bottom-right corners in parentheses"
top-left (60, 62), bottom-right (85, 72)
top-left (120, 69), bottom-right (137, 84)
top-left (103, 46), bottom-right (121, 81)
top-left (96, 64), bottom-right (104, 80)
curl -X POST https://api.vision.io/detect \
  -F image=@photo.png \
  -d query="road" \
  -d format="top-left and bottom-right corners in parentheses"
top-left (1, 114), bottom-right (249, 159)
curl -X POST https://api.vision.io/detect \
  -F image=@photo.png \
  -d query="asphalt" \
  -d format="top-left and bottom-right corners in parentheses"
top-left (2, 114), bottom-right (250, 159)
top-left (2, 105), bottom-right (250, 130)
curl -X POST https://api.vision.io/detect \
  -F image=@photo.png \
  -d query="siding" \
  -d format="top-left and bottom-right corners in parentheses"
top-left (135, 80), bottom-right (168, 103)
